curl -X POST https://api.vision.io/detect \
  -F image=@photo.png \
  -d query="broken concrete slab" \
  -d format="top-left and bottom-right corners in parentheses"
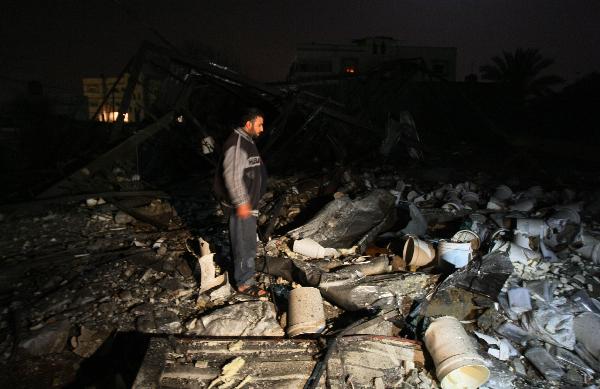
top-left (187, 301), bottom-right (284, 337)
top-left (326, 335), bottom-right (426, 388)
top-left (71, 325), bottom-right (112, 358)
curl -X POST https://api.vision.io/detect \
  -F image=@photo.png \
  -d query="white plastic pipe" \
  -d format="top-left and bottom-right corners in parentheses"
top-left (403, 236), bottom-right (436, 269)
top-left (424, 316), bottom-right (490, 389)
top-left (287, 287), bottom-right (326, 337)
top-left (293, 238), bottom-right (326, 258)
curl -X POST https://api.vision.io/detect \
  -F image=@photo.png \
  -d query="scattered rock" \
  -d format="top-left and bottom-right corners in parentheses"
top-left (72, 326), bottom-right (111, 358)
top-left (114, 211), bottom-right (135, 225)
top-left (19, 320), bottom-right (71, 356)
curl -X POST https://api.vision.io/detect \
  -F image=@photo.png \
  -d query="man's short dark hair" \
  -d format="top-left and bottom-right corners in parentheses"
top-left (240, 107), bottom-right (264, 127)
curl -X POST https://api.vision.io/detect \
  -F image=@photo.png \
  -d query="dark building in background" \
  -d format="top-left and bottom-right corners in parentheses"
top-left (288, 36), bottom-right (457, 82)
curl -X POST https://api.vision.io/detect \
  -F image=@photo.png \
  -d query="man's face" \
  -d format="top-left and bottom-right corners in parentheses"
top-left (244, 116), bottom-right (264, 138)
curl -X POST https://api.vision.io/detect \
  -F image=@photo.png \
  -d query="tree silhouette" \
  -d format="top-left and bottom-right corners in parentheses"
top-left (479, 48), bottom-right (563, 103)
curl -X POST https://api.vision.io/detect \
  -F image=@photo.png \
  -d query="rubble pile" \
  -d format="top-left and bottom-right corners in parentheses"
top-left (1, 168), bottom-right (600, 388)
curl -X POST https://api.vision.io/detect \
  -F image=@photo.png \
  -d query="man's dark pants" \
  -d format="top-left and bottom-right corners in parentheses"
top-left (229, 213), bottom-right (257, 286)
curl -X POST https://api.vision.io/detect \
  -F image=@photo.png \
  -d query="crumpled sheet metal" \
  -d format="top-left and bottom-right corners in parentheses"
top-left (319, 272), bottom-right (438, 312)
top-left (521, 307), bottom-right (576, 350)
top-left (422, 252), bottom-right (512, 319)
top-left (188, 300), bottom-right (284, 337)
top-left (288, 189), bottom-right (396, 248)
top-left (429, 251), bottom-right (512, 301)
top-left (452, 251), bottom-right (513, 299)
top-left (256, 256), bottom-right (391, 288)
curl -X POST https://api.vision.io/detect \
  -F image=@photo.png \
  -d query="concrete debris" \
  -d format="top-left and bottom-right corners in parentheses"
top-left (187, 301), bottom-right (284, 337)
top-left (71, 325), bottom-right (111, 358)
top-left (207, 356), bottom-right (246, 389)
top-left (3, 165), bottom-right (600, 388)
top-left (18, 320), bottom-right (71, 356)
top-left (114, 210), bottom-right (135, 224)
top-left (327, 336), bottom-right (426, 388)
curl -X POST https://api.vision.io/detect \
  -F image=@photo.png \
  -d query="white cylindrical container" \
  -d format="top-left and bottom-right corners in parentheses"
top-left (424, 316), bottom-right (490, 389)
top-left (451, 230), bottom-right (481, 251)
top-left (287, 287), bottom-right (326, 337)
top-left (438, 241), bottom-right (472, 268)
top-left (293, 238), bottom-right (325, 258)
top-left (403, 236), bottom-right (436, 269)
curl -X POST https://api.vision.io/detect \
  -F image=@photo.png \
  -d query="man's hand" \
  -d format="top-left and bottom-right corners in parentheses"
top-left (236, 203), bottom-right (252, 219)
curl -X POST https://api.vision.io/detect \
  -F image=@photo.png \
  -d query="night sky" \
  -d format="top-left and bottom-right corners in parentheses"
top-left (2, 0), bottom-right (600, 100)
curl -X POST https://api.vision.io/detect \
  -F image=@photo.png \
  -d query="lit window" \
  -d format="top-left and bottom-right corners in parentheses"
top-left (341, 58), bottom-right (358, 75)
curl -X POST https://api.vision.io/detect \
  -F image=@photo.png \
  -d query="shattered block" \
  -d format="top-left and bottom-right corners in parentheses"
top-left (18, 320), bottom-right (71, 356)
top-left (188, 301), bottom-right (284, 337)
top-left (72, 326), bottom-right (111, 358)
top-left (326, 336), bottom-right (425, 388)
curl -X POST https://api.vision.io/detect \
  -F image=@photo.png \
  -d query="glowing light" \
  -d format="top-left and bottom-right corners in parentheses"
top-left (99, 111), bottom-right (129, 122)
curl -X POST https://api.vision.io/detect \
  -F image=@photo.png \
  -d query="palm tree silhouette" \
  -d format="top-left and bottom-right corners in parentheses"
top-left (479, 48), bottom-right (563, 103)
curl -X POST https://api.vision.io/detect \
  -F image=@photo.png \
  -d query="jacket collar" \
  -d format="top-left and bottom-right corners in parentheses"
top-left (235, 127), bottom-right (254, 143)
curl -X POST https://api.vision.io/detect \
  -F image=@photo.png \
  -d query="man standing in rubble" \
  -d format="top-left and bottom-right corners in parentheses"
top-left (217, 108), bottom-right (268, 297)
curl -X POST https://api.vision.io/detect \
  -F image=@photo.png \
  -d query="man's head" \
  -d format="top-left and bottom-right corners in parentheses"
top-left (240, 108), bottom-right (264, 138)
